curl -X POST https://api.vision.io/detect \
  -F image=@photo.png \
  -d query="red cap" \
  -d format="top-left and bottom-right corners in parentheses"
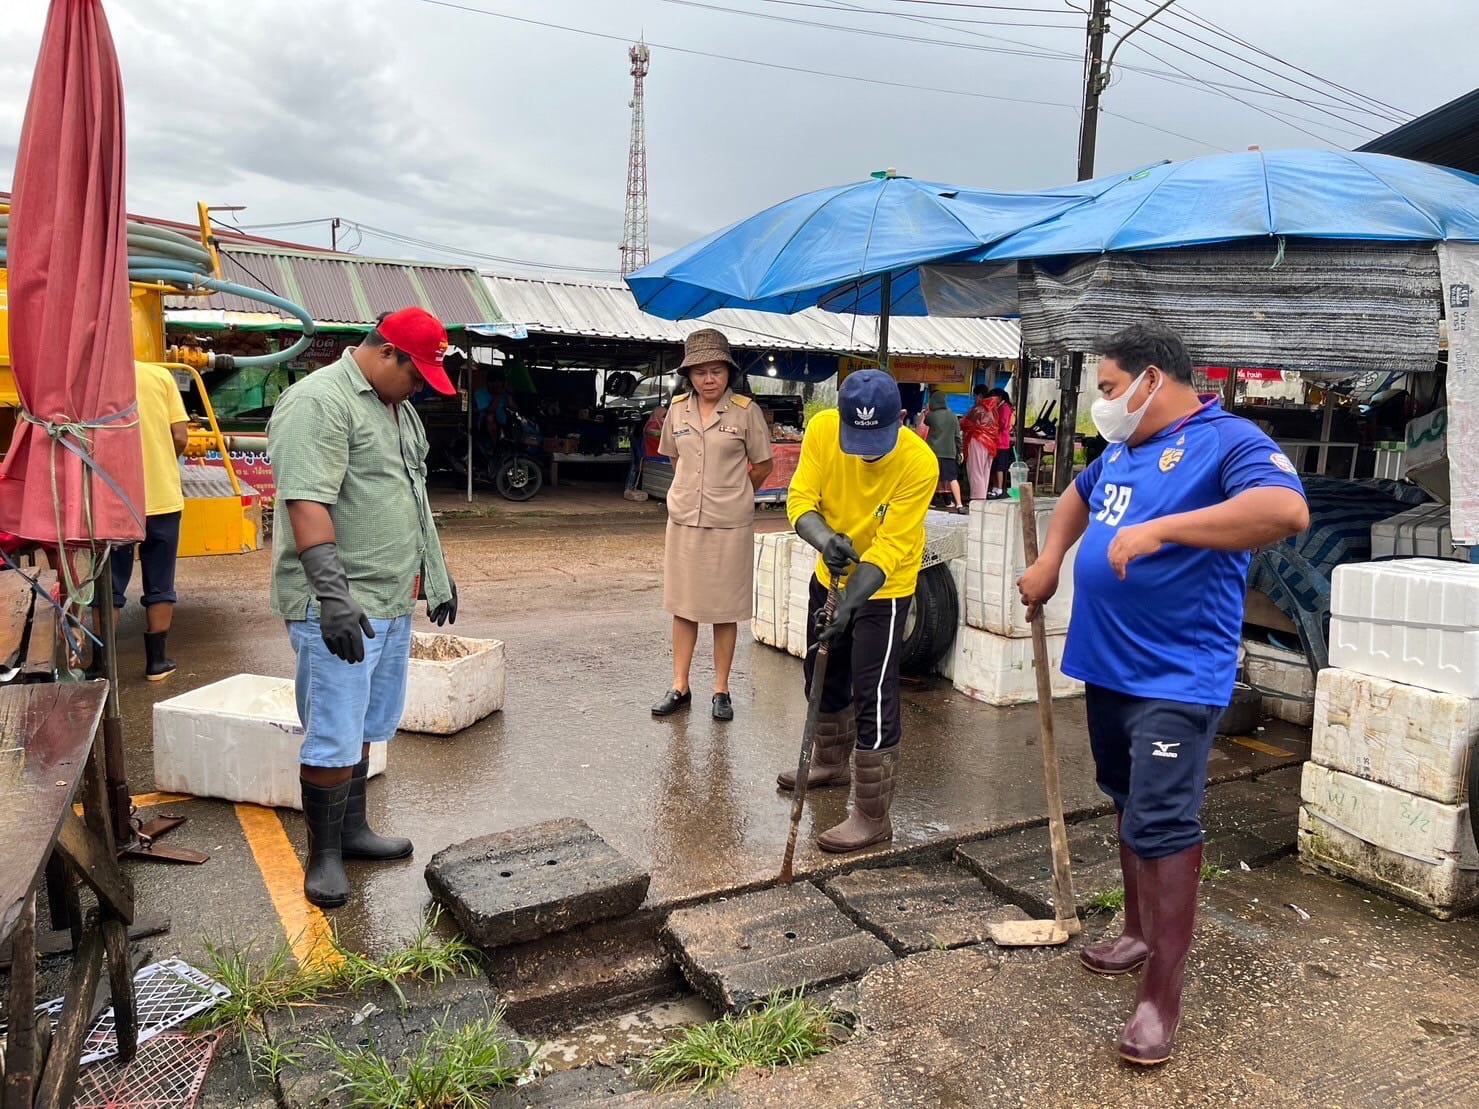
top-left (377, 307), bottom-right (455, 395)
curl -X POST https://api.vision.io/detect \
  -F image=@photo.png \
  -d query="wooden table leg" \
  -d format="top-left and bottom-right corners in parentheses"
top-left (3, 892), bottom-right (37, 1109)
top-left (34, 917), bottom-right (102, 1109)
top-left (101, 916), bottom-right (136, 1064)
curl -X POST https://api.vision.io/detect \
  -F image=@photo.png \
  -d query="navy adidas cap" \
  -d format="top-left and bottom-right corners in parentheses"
top-left (838, 369), bottom-right (902, 456)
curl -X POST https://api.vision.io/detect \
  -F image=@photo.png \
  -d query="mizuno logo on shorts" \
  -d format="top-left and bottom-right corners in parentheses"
top-left (1151, 741), bottom-right (1180, 759)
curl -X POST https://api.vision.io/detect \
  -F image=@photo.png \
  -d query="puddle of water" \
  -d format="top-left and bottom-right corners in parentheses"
top-left (534, 995), bottom-right (719, 1072)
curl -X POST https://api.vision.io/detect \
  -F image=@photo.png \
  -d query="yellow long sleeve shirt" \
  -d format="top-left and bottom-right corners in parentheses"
top-left (787, 409), bottom-right (939, 599)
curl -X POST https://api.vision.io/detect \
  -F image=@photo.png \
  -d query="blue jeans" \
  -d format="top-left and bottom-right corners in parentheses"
top-left (287, 613), bottom-right (413, 768)
top-left (1085, 684), bottom-right (1221, 858)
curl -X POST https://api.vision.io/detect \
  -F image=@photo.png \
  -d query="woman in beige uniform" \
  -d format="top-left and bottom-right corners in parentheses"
top-left (652, 329), bottom-right (775, 721)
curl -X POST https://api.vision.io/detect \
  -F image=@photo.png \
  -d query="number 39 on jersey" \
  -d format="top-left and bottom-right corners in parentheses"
top-left (1095, 483), bottom-right (1134, 527)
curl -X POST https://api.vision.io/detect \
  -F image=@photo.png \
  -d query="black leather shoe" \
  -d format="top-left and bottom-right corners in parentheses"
top-left (712, 693), bottom-right (734, 721)
top-left (651, 689), bottom-right (692, 716)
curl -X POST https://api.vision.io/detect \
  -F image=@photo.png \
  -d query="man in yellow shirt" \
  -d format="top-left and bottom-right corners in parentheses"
top-left (780, 368), bottom-right (937, 852)
top-left (91, 361), bottom-right (189, 680)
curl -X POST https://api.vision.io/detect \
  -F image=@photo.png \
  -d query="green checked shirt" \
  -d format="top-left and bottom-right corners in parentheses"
top-left (267, 349), bottom-right (452, 621)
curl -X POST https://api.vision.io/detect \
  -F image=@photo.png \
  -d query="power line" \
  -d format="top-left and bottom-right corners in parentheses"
top-left (744, 0), bottom-right (1081, 28)
top-left (1111, 0), bottom-right (1394, 135)
top-left (415, 0), bottom-right (1230, 151)
top-left (1173, 3), bottom-right (1412, 122)
top-left (1111, 38), bottom-right (1373, 145)
top-left (1117, 0), bottom-right (1409, 128)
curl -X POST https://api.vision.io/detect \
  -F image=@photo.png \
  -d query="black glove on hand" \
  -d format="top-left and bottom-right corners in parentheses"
top-left (817, 561), bottom-right (886, 645)
top-left (795, 511), bottom-right (859, 577)
top-left (299, 542), bottom-right (375, 664)
top-left (430, 576), bottom-right (458, 627)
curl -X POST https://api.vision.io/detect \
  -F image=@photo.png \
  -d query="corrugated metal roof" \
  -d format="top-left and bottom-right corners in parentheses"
top-left (164, 245), bottom-right (502, 328)
top-left (1359, 88), bottom-right (1479, 175)
top-left (482, 273), bottom-right (1020, 359)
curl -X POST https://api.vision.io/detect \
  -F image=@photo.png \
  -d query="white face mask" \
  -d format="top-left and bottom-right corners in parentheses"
top-left (1091, 370), bottom-right (1161, 444)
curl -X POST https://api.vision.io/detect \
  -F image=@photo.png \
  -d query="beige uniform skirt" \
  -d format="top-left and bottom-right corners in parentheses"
top-left (663, 520), bottom-right (754, 624)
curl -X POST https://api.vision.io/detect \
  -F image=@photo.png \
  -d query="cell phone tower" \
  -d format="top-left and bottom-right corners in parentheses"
top-left (619, 39), bottom-right (651, 277)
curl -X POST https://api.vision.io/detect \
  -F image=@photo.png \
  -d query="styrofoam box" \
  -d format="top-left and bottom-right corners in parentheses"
top-left (154, 674), bottom-right (386, 810)
top-left (950, 624), bottom-right (1082, 706)
top-left (785, 535), bottom-right (814, 659)
top-left (751, 531), bottom-right (793, 647)
top-left (400, 633), bottom-right (506, 736)
top-left (1370, 503), bottom-right (1465, 562)
top-left (1329, 559), bottom-right (1479, 698)
top-left (937, 557), bottom-right (969, 684)
top-left (1244, 638), bottom-right (1314, 727)
top-left (964, 498), bottom-right (1076, 638)
top-left (1299, 762), bottom-right (1479, 917)
top-left (1312, 667), bottom-right (1479, 804)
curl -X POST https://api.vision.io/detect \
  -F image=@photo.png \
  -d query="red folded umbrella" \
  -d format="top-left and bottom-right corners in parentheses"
top-left (0, 0), bottom-right (143, 548)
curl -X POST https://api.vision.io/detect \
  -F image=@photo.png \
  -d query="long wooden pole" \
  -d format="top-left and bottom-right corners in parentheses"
top-left (1018, 483), bottom-right (1080, 933)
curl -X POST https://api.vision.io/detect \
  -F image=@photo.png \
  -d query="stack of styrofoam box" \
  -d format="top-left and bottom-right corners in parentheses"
top-left (751, 531), bottom-right (794, 647)
top-left (785, 534), bottom-right (814, 659)
top-left (1298, 559), bottom-right (1479, 918)
top-left (1243, 638), bottom-right (1315, 727)
top-left (154, 674), bottom-right (387, 810)
top-left (951, 498), bottom-right (1082, 705)
top-left (1370, 502), bottom-right (1469, 562)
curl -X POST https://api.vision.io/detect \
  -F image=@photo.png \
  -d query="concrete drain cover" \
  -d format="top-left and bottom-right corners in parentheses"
top-left (662, 884), bottom-right (893, 1012)
top-left (824, 864), bottom-right (1030, 954)
top-left (426, 818), bottom-right (650, 948)
top-left (955, 815), bottom-right (1123, 919)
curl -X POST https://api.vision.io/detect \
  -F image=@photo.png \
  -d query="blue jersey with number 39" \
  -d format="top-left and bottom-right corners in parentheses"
top-left (1062, 401), bottom-right (1305, 707)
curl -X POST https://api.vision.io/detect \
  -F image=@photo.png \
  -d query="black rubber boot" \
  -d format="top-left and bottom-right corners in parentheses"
top-left (301, 777), bottom-right (352, 908)
top-left (143, 632), bottom-right (177, 682)
top-left (341, 757), bottom-right (413, 861)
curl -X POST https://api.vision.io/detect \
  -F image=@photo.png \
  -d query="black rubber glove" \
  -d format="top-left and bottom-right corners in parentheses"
top-left (795, 510), bottom-right (860, 577)
top-left (817, 561), bottom-right (886, 645)
top-left (299, 542), bottom-right (375, 664)
top-left (430, 576), bottom-right (458, 627)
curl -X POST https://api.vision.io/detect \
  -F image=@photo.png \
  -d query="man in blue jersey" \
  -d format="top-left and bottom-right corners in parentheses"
top-left (1017, 324), bottom-right (1308, 1067)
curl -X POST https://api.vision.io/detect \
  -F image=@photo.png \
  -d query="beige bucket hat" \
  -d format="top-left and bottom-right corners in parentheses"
top-left (678, 327), bottom-right (739, 372)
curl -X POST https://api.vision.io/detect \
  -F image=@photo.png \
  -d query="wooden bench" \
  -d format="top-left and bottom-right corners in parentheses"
top-left (0, 682), bottom-right (137, 1108)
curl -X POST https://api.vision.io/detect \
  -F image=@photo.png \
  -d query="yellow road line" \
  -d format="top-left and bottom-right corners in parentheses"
top-left (234, 803), bottom-right (342, 971)
top-left (1232, 736), bottom-right (1297, 758)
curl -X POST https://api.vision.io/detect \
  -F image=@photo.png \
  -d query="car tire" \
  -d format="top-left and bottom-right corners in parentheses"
top-left (899, 561), bottom-right (959, 675)
top-left (1216, 682), bottom-right (1262, 737)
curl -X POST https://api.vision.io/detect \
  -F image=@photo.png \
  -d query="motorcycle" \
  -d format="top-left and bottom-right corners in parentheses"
top-left (449, 404), bottom-right (546, 502)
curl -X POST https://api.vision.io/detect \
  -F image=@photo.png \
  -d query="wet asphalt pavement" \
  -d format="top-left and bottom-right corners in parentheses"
top-left (105, 494), bottom-right (1302, 966)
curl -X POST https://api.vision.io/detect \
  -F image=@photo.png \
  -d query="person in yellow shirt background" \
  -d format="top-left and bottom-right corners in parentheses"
top-left (778, 368), bottom-right (937, 853)
top-left (90, 360), bottom-right (189, 681)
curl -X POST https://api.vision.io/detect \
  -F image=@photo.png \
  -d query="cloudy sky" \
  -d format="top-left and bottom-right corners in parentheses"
top-left (1, 0), bottom-right (1473, 278)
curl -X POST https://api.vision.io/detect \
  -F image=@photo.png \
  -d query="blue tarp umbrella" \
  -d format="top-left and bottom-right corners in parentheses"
top-left (625, 173), bottom-right (1091, 359)
top-left (976, 148), bottom-right (1479, 263)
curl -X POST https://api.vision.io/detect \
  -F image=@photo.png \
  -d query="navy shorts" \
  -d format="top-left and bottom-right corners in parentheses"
top-left (93, 511), bottom-right (182, 609)
top-left (1084, 683), bottom-right (1221, 858)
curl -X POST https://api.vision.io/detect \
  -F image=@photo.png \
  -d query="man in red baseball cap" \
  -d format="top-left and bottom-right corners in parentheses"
top-left (267, 306), bottom-right (460, 908)
top-left (368, 306), bottom-right (457, 398)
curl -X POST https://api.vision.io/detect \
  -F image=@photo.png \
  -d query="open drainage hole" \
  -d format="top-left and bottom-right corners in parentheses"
top-left (499, 870), bottom-right (513, 878)
top-left (545, 859), bottom-right (558, 866)
top-left (784, 930), bottom-right (798, 941)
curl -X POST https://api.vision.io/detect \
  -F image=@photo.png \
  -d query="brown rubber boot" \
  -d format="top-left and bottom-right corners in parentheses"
top-left (1118, 842), bottom-right (1203, 1066)
top-left (1080, 815), bottom-right (1149, 976)
top-left (817, 747), bottom-right (898, 853)
top-left (776, 707), bottom-right (854, 790)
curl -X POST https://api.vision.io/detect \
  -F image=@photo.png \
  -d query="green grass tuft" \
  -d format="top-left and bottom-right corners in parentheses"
top-left (194, 935), bottom-right (334, 1038)
top-left (319, 1010), bottom-right (525, 1108)
top-left (1201, 861), bottom-right (1231, 883)
top-left (1084, 886), bottom-right (1125, 914)
top-left (327, 906), bottom-right (480, 1006)
top-left (637, 990), bottom-right (837, 1093)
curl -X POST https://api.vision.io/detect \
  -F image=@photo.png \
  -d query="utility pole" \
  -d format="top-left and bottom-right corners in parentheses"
top-left (1053, 0), bottom-right (1108, 493)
